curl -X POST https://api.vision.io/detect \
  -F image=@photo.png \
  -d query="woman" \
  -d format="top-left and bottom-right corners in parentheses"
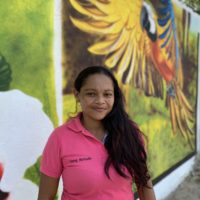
top-left (38, 66), bottom-right (156, 200)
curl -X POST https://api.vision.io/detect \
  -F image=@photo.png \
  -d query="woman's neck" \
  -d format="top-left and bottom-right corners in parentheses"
top-left (81, 114), bottom-right (105, 140)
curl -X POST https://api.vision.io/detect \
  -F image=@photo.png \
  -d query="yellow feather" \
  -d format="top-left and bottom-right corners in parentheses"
top-left (141, 52), bottom-right (146, 88)
top-left (88, 20), bottom-right (113, 28)
top-left (70, 17), bottom-right (116, 34)
top-left (88, 40), bottom-right (116, 55)
top-left (116, 36), bottom-right (133, 79)
top-left (69, 0), bottom-right (102, 18)
top-left (126, 45), bottom-right (137, 83)
top-left (89, 28), bottom-right (127, 55)
top-left (86, 7), bottom-right (106, 17)
top-left (176, 85), bottom-right (193, 113)
top-left (174, 101), bottom-right (188, 140)
top-left (133, 52), bottom-right (140, 86)
top-left (105, 42), bottom-right (127, 68)
top-left (169, 97), bottom-right (177, 133)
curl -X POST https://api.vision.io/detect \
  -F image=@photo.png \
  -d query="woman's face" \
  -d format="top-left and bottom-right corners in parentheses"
top-left (75, 74), bottom-right (115, 122)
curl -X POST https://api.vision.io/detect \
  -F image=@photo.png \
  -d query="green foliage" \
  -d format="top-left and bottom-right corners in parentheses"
top-left (180, 0), bottom-right (200, 14)
top-left (182, 33), bottom-right (198, 107)
top-left (24, 156), bottom-right (41, 186)
top-left (188, 33), bottom-right (199, 66)
top-left (0, 54), bottom-right (12, 91)
top-left (0, 0), bottom-right (57, 125)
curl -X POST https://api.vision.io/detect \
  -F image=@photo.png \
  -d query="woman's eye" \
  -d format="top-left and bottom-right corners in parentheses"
top-left (104, 93), bottom-right (113, 97)
top-left (86, 92), bottom-right (95, 97)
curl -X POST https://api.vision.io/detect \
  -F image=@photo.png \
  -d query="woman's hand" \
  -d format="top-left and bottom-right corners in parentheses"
top-left (137, 179), bottom-right (156, 200)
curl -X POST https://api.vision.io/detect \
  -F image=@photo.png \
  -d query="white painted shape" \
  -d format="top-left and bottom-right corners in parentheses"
top-left (10, 179), bottom-right (38, 200)
top-left (197, 34), bottom-right (200, 152)
top-left (54, 0), bottom-right (63, 125)
top-left (0, 90), bottom-right (53, 195)
top-left (54, 0), bottom-right (64, 197)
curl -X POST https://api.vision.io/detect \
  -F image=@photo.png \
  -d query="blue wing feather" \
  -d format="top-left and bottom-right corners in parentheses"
top-left (158, 14), bottom-right (171, 26)
top-left (160, 0), bottom-right (171, 4)
top-left (158, 7), bottom-right (170, 15)
top-left (157, 0), bottom-right (179, 69)
top-left (160, 28), bottom-right (171, 49)
top-left (159, 24), bottom-right (171, 39)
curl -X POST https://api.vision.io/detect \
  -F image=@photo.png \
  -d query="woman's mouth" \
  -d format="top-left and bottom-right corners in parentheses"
top-left (94, 107), bottom-right (106, 112)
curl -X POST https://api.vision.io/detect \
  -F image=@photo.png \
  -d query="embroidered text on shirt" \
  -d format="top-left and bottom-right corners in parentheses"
top-left (69, 157), bottom-right (92, 163)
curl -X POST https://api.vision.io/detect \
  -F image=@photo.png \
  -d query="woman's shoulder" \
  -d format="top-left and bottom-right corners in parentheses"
top-left (51, 114), bottom-right (83, 138)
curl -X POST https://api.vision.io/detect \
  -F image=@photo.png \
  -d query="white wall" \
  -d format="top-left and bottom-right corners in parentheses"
top-left (154, 156), bottom-right (196, 200)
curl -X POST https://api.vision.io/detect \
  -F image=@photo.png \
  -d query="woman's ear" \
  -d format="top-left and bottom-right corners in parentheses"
top-left (73, 89), bottom-right (80, 102)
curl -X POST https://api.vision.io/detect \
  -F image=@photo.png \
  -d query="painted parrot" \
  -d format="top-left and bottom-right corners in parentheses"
top-left (68, 0), bottom-right (194, 146)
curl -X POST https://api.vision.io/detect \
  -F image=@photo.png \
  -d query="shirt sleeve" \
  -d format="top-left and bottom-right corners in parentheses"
top-left (40, 129), bottom-right (63, 178)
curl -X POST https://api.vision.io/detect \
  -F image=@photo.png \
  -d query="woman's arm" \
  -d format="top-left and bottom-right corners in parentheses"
top-left (137, 179), bottom-right (156, 200)
top-left (37, 173), bottom-right (59, 200)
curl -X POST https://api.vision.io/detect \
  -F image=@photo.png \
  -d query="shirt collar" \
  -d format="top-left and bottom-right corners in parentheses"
top-left (66, 112), bottom-right (84, 133)
top-left (66, 112), bottom-right (107, 143)
top-left (66, 112), bottom-right (95, 138)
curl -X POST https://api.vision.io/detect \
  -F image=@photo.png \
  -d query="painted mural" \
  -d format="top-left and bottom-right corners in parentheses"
top-left (0, 0), bottom-right (199, 199)
top-left (62, 0), bottom-right (199, 183)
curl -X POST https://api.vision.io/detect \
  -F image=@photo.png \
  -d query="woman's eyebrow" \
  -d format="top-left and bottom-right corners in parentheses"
top-left (105, 89), bottom-right (114, 92)
top-left (83, 88), bottom-right (114, 92)
top-left (83, 89), bottom-right (96, 91)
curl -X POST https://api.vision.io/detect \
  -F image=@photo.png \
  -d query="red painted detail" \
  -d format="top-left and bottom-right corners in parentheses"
top-left (0, 162), bottom-right (3, 180)
top-left (151, 42), bottom-right (176, 83)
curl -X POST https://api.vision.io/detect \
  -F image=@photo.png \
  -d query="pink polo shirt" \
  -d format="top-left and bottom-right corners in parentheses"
top-left (40, 113), bottom-right (134, 200)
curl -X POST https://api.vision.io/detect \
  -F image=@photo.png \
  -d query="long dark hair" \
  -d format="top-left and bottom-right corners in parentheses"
top-left (74, 66), bottom-right (150, 187)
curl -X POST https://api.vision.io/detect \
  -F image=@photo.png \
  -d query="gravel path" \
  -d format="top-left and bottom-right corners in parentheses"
top-left (164, 153), bottom-right (200, 200)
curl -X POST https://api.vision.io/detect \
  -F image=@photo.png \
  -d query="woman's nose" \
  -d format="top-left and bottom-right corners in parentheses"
top-left (95, 95), bottom-right (105, 104)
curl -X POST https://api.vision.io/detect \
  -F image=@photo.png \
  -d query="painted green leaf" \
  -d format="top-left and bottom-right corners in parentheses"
top-left (0, 54), bottom-right (12, 91)
top-left (24, 156), bottom-right (41, 186)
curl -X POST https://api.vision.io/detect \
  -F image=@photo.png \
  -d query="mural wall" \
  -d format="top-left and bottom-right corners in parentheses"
top-left (62, 0), bottom-right (199, 183)
top-left (0, 0), bottom-right (199, 199)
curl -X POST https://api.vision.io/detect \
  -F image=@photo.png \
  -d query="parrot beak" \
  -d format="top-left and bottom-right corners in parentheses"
top-left (140, 6), bottom-right (149, 31)
top-left (140, 5), bottom-right (157, 42)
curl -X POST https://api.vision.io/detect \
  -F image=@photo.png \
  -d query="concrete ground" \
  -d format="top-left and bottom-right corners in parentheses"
top-left (164, 153), bottom-right (200, 200)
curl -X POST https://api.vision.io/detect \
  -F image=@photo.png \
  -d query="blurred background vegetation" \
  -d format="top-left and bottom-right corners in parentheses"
top-left (179, 0), bottom-right (200, 14)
